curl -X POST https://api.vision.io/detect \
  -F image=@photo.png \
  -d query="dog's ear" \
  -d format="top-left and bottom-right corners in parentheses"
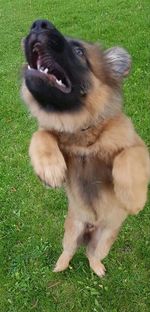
top-left (104, 47), bottom-right (131, 80)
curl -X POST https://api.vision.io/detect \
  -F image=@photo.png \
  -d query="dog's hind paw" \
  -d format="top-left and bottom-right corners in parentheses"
top-left (53, 252), bottom-right (71, 272)
top-left (88, 257), bottom-right (106, 277)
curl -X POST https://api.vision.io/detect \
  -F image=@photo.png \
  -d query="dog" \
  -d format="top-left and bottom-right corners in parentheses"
top-left (21, 20), bottom-right (150, 277)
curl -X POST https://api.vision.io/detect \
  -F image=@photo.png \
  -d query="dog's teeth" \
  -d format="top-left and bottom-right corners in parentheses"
top-left (37, 62), bottom-right (40, 70)
top-left (56, 79), bottom-right (63, 86)
top-left (44, 68), bottom-right (48, 73)
top-left (39, 66), bottom-right (48, 73)
top-left (39, 67), bottom-right (45, 73)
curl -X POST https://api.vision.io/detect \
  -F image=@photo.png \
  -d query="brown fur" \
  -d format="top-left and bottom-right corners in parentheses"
top-left (22, 41), bottom-right (150, 277)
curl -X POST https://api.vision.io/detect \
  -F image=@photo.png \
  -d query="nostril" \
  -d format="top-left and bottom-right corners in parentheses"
top-left (41, 22), bottom-right (48, 29)
top-left (31, 22), bottom-right (36, 30)
top-left (30, 20), bottom-right (53, 32)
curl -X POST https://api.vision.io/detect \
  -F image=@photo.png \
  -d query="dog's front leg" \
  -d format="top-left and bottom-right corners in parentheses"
top-left (112, 145), bottom-right (150, 215)
top-left (29, 130), bottom-right (67, 188)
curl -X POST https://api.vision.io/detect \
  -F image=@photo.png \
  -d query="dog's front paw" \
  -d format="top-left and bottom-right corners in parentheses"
top-left (29, 130), bottom-right (67, 188)
top-left (32, 154), bottom-right (67, 188)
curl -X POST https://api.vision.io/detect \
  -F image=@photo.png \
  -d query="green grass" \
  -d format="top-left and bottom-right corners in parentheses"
top-left (0, 0), bottom-right (150, 311)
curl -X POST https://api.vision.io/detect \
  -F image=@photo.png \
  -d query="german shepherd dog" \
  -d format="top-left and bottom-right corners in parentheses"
top-left (22, 20), bottom-right (150, 277)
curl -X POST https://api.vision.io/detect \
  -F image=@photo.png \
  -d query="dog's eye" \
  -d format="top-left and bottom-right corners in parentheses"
top-left (74, 46), bottom-right (84, 57)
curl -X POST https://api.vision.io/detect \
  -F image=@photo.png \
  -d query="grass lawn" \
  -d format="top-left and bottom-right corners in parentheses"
top-left (0, 0), bottom-right (150, 311)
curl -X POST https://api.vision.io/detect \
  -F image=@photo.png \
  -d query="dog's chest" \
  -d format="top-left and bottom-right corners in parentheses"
top-left (66, 155), bottom-right (112, 204)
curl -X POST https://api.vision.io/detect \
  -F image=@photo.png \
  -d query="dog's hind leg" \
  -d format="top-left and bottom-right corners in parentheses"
top-left (86, 226), bottom-right (119, 277)
top-left (53, 211), bottom-right (85, 272)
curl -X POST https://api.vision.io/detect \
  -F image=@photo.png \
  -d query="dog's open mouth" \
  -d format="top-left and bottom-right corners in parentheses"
top-left (27, 42), bottom-right (72, 94)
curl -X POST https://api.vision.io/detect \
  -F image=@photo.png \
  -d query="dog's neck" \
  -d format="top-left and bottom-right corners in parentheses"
top-left (55, 115), bottom-right (109, 150)
top-left (80, 114), bottom-right (105, 132)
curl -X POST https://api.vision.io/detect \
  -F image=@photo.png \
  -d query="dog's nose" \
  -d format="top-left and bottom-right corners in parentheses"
top-left (30, 20), bottom-right (54, 32)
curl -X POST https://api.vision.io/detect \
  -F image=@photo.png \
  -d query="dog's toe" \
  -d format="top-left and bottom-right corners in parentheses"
top-left (88, 257), bottom-right (106, 277)
top-left (53, 252), bottom-right (71, 273)
top-left (53, 262), bottom-right (69, 273)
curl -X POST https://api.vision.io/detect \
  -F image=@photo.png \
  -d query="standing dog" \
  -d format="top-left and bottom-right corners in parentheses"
top-left (22, 20), bottom-right (150, 277)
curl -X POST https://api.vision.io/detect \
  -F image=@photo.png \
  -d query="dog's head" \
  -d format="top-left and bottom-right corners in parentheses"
top-left (22, 20), bottom-right (131, 132)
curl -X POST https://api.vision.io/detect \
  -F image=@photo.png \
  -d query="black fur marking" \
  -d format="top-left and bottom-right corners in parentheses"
top-left (25, 69), bottom-right (85, 112)
top-left (76, 156), bottom-right (112, 205)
